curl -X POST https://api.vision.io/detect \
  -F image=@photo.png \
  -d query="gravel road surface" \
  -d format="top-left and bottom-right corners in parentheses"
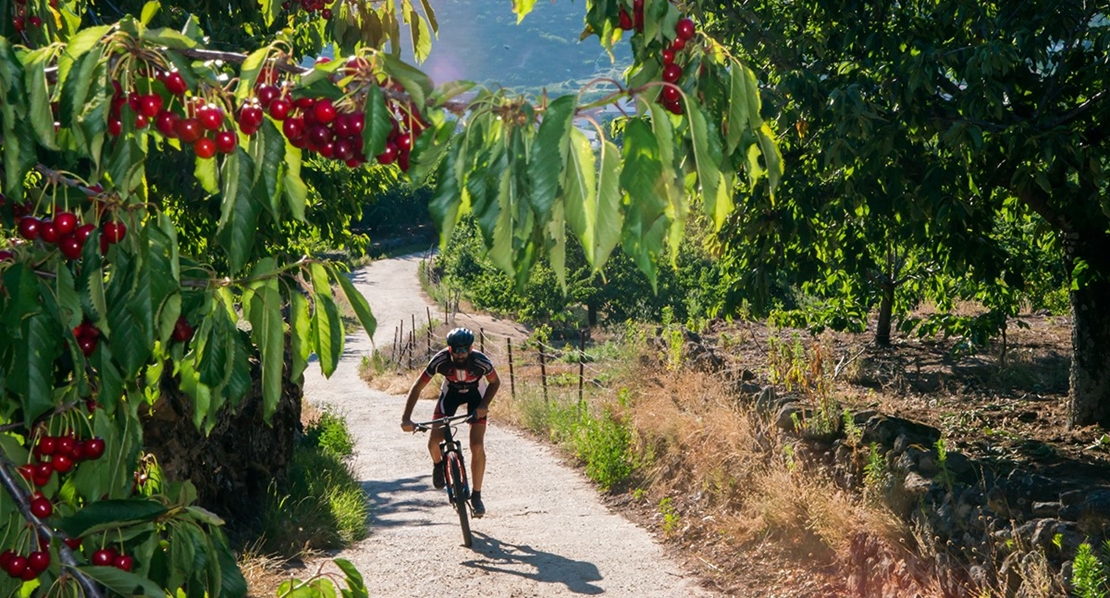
top-left (301, 254), bottom-right (717, 597)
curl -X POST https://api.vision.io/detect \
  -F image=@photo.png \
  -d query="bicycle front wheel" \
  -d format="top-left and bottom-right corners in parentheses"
top-left (446, 451), bottom-right (472, 548)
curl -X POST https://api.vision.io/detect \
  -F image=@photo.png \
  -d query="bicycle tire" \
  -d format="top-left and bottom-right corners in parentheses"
top-left (446, 451), bottom-right (472, 548)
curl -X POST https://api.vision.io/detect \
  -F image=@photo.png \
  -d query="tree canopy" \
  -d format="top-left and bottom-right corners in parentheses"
top-left (0, 0), bottom-right (780, 595)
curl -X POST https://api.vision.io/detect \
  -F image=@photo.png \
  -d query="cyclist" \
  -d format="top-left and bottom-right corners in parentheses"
top-left (401, 327), bottom-right (500, 517)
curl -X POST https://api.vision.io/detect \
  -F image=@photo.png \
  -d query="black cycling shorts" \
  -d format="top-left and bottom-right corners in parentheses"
top-left (433, 387), bottom-right (487, 425)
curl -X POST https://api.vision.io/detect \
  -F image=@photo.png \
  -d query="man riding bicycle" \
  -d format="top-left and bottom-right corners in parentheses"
top-left (401, 327), bottom-right (500, 517)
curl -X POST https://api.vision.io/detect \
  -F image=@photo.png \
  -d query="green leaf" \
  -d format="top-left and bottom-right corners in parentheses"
top-left (428, 142), bottom-right (463, 247)
top-left (362, 84), bottom-right (392, 159)
top-left (563, 128), bottom-right (596, 259)
top-left (78, 566), bottom-right (166, 597)
top-left (55, 263), bottom-right (82, 332)
top-left (195, 153), bottom-right (219, 195)
top-left (283, 144), bottom-right (307, 221)
top-left (140, 0), bottom-right (159, 24)
top-left (513, 0), bottom-right (537, 23)
top-left (757, 122), bottom-right (783, 199)
top-left (429, 80), bottom-right (475, 106)
top-left (620, 119), bottom-right (668, 284)
top-left (24, 48), bottom-right (57, 150)
top-left (529, 95), bottom-right (576, 227)
top-left (58, 499), bottom-right (168, 537)
top-left (144, 28), bottom-right (199, 49)
top-left (237, 48), bottom-right (269, 103)
top-left (408, 9), bottom-right (433, 62)
top-left (13, 312), bottom-right (61, 425)
top-left (312, 294), bottom-right (343, 378)
top-left (289, 291), bottom-right (311, 383)
top-left (253, 119), bottom-right (286, 214)
top-left (260, 0), bottom-right (279, 26)
top-left (245, 280), bottom-right (283, 422)
top-left (726, 60), bottom-right (753, 154)
top-left (63, 25), bottom-right (112, 60)
top-left (334, 559), bottom-right (366, 594)
top-left (380, 54), bottom-right (433, 111)
top-left (218, 149), bottom-right (260, 273)
top-left (686, 102), bottom-right (730, 230)
top-left (333, 267), bottom-right (377, 338)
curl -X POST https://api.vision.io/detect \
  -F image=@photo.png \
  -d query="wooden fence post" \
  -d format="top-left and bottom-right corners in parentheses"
top-left (538, 343), bottom-right (548, 403)
top-left (408, 329), bottom-right (414, 369)
top-left (426, 306), bottom-right (432, 356)
top-left (392, 326), bottom-right (398, 362)
top-left (578, 329), bottom-right (585, 409)
top-left (480, 328), bottom-right (485, 353)
top-left (507, 338), bottom-right (515, 399)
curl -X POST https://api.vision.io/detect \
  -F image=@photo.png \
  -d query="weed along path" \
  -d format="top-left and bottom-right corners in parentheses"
top-left (301, 254), bottom-right (718, 598)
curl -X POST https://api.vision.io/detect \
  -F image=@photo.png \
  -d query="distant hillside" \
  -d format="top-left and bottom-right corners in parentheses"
top-left (404, 0), bottom-right (632, 99)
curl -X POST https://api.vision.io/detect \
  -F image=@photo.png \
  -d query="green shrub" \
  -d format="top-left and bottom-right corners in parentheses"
top-left (305, 409), bottom-right (356, 457)
top-left (573, 408), bottom-right (635, 491)
top-left (1071, 542), bottom-right (1108, 598)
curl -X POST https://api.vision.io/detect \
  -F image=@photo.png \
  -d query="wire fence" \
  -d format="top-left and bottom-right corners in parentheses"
top-left (382, 309), bottom-right (611, 406)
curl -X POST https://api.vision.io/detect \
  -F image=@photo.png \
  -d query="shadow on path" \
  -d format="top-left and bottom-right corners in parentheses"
top-left (462, 532), bottom-right (603, 595)
top-left (361, 476), bottom-right (443, 529)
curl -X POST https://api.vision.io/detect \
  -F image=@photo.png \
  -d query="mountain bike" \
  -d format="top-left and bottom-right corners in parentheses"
top-left (412, 413), bottom-right (475, 547)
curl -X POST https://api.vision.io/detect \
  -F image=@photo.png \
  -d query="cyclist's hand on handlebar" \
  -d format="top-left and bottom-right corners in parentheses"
top-left (475, 405), bottom-right (488, 421)
top-left (401, 418), bottom-right (416, 433)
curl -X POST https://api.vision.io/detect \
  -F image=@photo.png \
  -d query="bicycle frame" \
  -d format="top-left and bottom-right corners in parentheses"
top-left (413, 413), bottom-right (474, 547)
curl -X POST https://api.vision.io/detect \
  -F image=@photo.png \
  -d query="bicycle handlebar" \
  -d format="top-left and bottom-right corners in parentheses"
top-left (411, 413), bottom-right (475, 432)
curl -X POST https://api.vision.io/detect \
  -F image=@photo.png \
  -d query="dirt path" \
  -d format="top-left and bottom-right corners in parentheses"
top-left (301, 255), bottom-right (717, 598)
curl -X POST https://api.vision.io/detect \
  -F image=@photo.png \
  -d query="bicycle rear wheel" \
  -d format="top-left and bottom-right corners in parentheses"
top-left (446, 451), bottom-right (472, 547)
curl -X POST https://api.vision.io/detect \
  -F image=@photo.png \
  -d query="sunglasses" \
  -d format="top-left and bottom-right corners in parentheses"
top-left (449, 345), bottom-right (471, 354)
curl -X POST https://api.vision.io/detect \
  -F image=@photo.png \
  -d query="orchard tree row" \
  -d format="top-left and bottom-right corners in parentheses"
top-left (0, 0), bottom-right (780, 595)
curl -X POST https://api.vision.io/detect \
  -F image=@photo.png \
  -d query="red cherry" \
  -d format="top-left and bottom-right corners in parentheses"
top-left (75, 223), bottom-right (95, 242)
top-left (12, 17), bottom-right (25, 32)
top-left (59, 235), bottom-right (83, 259)
top-left (113, 555), bottom-right (133, 572)
top-left (334, 139), bottom-right (355, 161)
top-left (198, 104), bottom-right (224, 131)
top-left (54, 212), bottom-right (78, 236)
top-left (238, 103), bottom-right (264, 130)
top-left (34, 463), bottom-right (52, 479)
top-left (27, 551), bottom-right (49, 574)
top-left (155, 110), bottom-right (179, 137)
top-left (18, 217), bottom-right (40, 240)
top-left (39, 221), bottom-right (60, 244)
top-left (313, 99), bottom-right (337, 124)
top-left (91, 549), bottom-right (114, 567)
top-left (282, 116), bottom-right (305, 140)
top-left (7, 555), bottom-right (28, 577)
top-left (294, 97), bottom-right (317, 111)
top-left (103, 221), bottom-right (126, 244)
top-left (52, 454), bottom-right (74, 473)
top-left (165, 71), bottom-right (188, 95)
top-left (396, 133), bottom-right (412, 152)
top-left (18, 464), bottom-right (35, 481)
top-left (662, 63), bottom-right (683, 83)
top-left (56, 435), bottom-right (75, 455)
top-left (256, 85), bottom-right (278, 108)
top-left (36, 435), bottom-right (57, 455)
top-left (618, 9), bottom-right (633, 30)
top-left (127, 92), bottom-right (141, 113)
top-left (138, 94), bottom-right (163, 118)
top-left (269, 97), bottom-right (292, 120)
top-left (676, 17), bottom-right (696, 41)
top-left (28, 15), bottom-right (41, 27)
top-left (662, 49), bottom-right (675, 65)
top-left (78, 336), bottom-right (96, 356)
top-left (398, 151), bottom-right (410, 172)
top-left (172, 317), bottom-right (194, 342)
top-left (662, 85), bottom-right (681, 103)
top-left (0, 550), bottom-right (14, 571)
top-left (64, 537), bottom-right (82, 550)
top-left (84, 438), bottom-right (106, 459)
top-left (665, 100), bottom-right (684, 115)
top-left (349, 112), bottom-right (365, 134)
top-left (321, 8), bottom-right (332, 18)
top-left (0, 250), bottom-right (13, 262)
top-left (377, 143), bottom-right (398, 165)
top-left (308, 124), bottom-right (334, 148)
top-left (194, 137), bottom-right (217, 159)
top-left (134, 112), bottom-right (149, 129)
top-left (175, 117), bottom-right (203, 143)
top-left (215, 131), bottom-right (237, 154)
top-left (670, 37), bottom-right (687, 52)
top-left (30, 496), bottom-right (53, 519)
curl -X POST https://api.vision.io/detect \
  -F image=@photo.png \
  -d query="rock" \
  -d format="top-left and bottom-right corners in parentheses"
top-left (775, 402), bottom-right (805, 432)
top-left (861, 414), bottom-right (941, 448)
top-left (1032, 501), bottom-right (1063, 518)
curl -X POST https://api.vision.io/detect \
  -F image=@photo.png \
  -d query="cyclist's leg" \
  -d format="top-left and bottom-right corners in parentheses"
top-left (465, 390), bottom-right (487, 493)
top-left (431, 388), bottom-right (466, 463)
top-left (469, 420), bottom-right (486, 493)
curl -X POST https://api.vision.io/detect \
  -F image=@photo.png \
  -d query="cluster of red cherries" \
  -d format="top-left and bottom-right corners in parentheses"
top-left (72, 320), bottom-right (102, 357)
top-left (9, 203), bottom-right (126, 261)
top-left (9, 0), bottom-right (48, 33)
top-left (280, 0), bottom-right (332, 19)
top-left (1, 545), bottom-right (51, 581)
top-left (18, 431), bottom-right (107, 487)
top-left (616, 1), bottom-right (698, 115)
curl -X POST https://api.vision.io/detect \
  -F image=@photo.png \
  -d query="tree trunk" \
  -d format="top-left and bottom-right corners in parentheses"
top-left (874, 283), bottom-right (896, 347)
top-left (587, 302), bottom-right (598, 327)
top-left (1067, 231), bottom-right (1110, 428)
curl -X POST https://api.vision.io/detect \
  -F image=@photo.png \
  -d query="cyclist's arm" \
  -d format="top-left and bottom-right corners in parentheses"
top-left (401, 372), bottom-right (432, 430)
top-left (480, 371), bottom-right (500, 409)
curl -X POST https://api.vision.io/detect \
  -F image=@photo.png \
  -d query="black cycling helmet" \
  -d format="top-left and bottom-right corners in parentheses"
top-left (446, 327), bottom-right (475, 348)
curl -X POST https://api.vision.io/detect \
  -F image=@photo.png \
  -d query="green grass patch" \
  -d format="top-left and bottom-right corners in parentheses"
top-left (256, 410), bottom-right (367, 557)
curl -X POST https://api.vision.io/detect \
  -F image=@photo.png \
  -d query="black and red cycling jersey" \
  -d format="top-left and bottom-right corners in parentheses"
top-left (418, 348), bottom-right (497, 393)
